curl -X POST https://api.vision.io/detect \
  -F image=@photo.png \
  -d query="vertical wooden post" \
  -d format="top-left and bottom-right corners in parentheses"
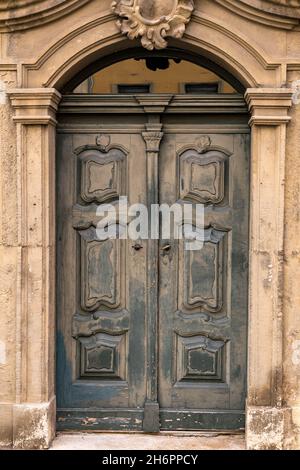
top-left (142, 123), bottom-right (163, 432)
top-left (138, 96), bottom-right (171, 432)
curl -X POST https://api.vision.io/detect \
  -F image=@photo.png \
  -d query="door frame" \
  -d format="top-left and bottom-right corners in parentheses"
top-left (6, 28), bottom-right (294, 448)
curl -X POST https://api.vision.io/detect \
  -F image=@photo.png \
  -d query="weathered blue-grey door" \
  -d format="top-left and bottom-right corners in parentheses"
top-left (158, 114), bottom-right (250, 430)
top-left (56, 94), bottom-right (249, 431)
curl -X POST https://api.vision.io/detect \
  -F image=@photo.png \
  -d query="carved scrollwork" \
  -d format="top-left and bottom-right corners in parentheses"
top-left (111, 0), bottom-right (195, 50)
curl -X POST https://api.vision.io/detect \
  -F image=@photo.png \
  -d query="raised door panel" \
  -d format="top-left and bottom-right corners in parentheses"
top-left (179, 227), bottom-right (227, 313)
top-left (180, 151), bottom-right (225, 205)
top-left (79, 228), bottom-right (121, 311)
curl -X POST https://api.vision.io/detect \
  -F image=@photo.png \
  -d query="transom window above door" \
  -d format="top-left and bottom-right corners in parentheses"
top-left (73, 58), bottom-right (238, 94)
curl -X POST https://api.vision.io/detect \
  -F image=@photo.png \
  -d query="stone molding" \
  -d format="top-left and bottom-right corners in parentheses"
top-left (7, 89), bottom-right (62, 126)
top-left (0, 0), bottom-right (90, 32)
top-left (246, 0), bottom-right (300, 17)
top-left (245, 88), bottom-right (293, 125)
top-left (1, 0), bottom-right (299, 35)
top-left (18, 9), bottom-right (291, 91)
top-left (216, 0), bottom-right (300, 29)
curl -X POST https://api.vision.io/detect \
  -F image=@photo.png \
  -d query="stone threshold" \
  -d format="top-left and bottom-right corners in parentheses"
top-left (49, 431), bottom-right (245, 450)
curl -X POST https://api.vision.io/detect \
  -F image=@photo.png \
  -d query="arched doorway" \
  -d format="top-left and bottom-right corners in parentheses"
top-left (5, 1), bottom-right (295, 448)
top-left (56, 53), bottom-right (250, 432)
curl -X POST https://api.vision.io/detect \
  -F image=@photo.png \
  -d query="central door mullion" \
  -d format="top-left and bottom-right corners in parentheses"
top-left (138, 96), bottom-right (172, 432)
top-left (137, 95), bottom-right (173, 432)
top-left (142, 117), bottom-right (163, 432)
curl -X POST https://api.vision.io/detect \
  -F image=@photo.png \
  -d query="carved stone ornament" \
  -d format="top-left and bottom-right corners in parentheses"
top-left (111, 0), bottom-right (195, 50)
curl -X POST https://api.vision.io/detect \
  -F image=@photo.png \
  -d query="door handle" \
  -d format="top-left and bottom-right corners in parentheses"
top-left (161, 244), bottom-right (171, 253)
top-left (132, 242), bottom-right (143, 251)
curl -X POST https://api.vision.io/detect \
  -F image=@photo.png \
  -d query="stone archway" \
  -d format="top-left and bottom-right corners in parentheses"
top-left (1, 0), bottom-right (297, 449)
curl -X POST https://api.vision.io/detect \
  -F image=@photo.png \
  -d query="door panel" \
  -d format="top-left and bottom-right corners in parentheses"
top-left (158, 131), bottom-right (249, 429)
top-left (56, 129), bottom-right (148, 429)
top-left (56, 95), bottom-right (249, 431)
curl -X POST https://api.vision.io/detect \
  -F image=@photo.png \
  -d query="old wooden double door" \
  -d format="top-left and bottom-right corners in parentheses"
top-left (56, 94), bottom-right (249, 431)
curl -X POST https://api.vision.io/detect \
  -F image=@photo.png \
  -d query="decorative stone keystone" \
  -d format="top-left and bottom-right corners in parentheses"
top-left (111, 0), bottom-right (194, 50)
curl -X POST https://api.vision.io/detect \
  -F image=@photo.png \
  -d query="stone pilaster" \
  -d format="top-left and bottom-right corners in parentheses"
top-left (7, 88), bottom-right (61, 449)
top-left (0, 68), bottom-right (18, 448)
top-left (245, 88), bottom-right (293, 450)
top-left (283, 71), bottom-right (300, 450)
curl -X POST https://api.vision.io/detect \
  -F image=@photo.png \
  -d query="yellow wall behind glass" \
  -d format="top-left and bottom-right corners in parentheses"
top-left (75, 59), bottom-right (236, 93)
